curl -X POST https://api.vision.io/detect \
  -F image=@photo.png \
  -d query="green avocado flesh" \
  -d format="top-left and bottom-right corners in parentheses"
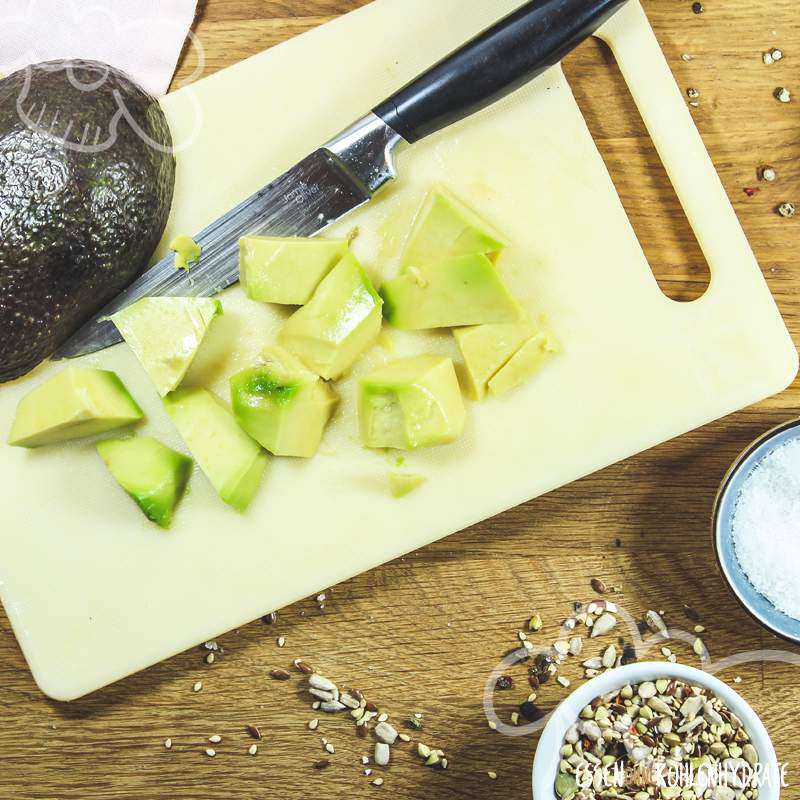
top-left (230, 346), bottom-right (338, 458)
top-left (8, 367), bottom-right (143, 448)
top-left (110, 297), bottom-right (223, 396)
top-left (279, 252), bottom-right (383, 379)
top-left (359, 355), bottom-right (465, 450)
top-left (488, 332), bottom-right (559, 396)
top-left (164, 388), bottom-right (267, 512)
top-left (96, 436), bottom-right (192, 528)
top-left (401, 187), bottom-right (505, 271)
top-left (240, 237), bottom-right (349, 305)
top-left (454, 317), bottom-right (539, 400)
top-left (380, 254), bottom-right (522, 330)
top-left (0, 59), bottom-right (176, 383)
top-left (388, 471), bottom-right (426, 498)
top-left (170, 235), bottom-right (202, 271)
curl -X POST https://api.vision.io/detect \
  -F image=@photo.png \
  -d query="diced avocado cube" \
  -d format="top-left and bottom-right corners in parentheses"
top-left (388, 471), bottom-right (426, 498)
top-left (381, 254), bottom-right (522, 330)
top-left (96, 436), bottom-right (192, 528)
top-left (8, 367), bottom-right (143, 448)
top-left (279, 252), bottom-right (383, 380)
top-left (170, 235), bottom-right (202, 271)
top-left (230, 345), bottom-right (338, 458)
top-left (359, 355), bottom-right (465, 450)
top-left (240, 237), bottom-right (349, 305)
top-left (401, 187), bottom-right (505, 271)
top-left (110, 297), bottom-right (223, 396)
top-left (164, 388), bottom-right (267, 512)
top-left (488, 333), bottom-right (559, 396)
top-left (454, 317), bottom-right (538, 400)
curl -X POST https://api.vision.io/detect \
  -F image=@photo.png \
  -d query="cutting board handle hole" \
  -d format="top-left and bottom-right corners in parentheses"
top-left (564, 40), bottom-right (710, 303)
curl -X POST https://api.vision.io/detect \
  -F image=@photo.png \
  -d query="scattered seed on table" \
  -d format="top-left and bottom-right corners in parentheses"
top-left (694, 624), bottom-right (706, 633)
top-left (308, 719), bottom-right (319, 730)
top-left (488, 771), bottom-right (498, 780)
top-left (293, 659), bottom-right (315, 674)
top-left (775, 87), bottom-right (791, 103)
top-left (375, 742), bottom-right (390, 767)
top-left (205, 748), bottom-right (216, 758)
top-left (164, 738), bottom-right (172, 750)
top-left (372, 778), bottom-right (384, 787)
top-left (313, 759), bottom-right (331, 770)
top-left (248, 744), bottom-right (258, 756)
top-left (270, 669), bottom-right (291, 681)
top-left (193, 681), bottom-right (203, 693)
top-left (398, 733), bottom-right (411, 743)
top-left (692, 2), bottom-right (703, 13)
top-left (557, 676), bottom-right (571, 688)
top-left (261, 612), bottom-right (277, 624)
top-left (528, 614), bottom-right (543, 631)
top-left (778, 202), bottom-right (796, 218)
top-left (743, 187), bottom-right (760, 197)
top-left (208, 735), bottom-right (221, 744)
top-left (693, 638), bottom-right (706, 656)
top-left (276, 636), bottom-right (286, 648)
top-left (681, 53), bottom-right (693, 62)
top-left (325, 742), bottom-right (335, 755)
top-left (488, 720), bottom-right (497, 731)
top-left (246, 725), bottom-right (262, 740)
top-left (591, 578), bottom-right (607, 594)
top-left (204, 652), bottom-right (215, 665)
top-left (687, 87), bottom-right (700, 100)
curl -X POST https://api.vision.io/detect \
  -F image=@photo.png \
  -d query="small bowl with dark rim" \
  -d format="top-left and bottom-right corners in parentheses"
top-left (713, 418), bottom-right (800, 646)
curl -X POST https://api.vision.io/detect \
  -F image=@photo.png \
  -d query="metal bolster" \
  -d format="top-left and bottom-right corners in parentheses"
top-left (323, 113), bottom-right (408, 196)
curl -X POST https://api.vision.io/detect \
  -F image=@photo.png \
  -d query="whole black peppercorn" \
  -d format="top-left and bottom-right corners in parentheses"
top-left (692, 2), bottom-right (703, 13)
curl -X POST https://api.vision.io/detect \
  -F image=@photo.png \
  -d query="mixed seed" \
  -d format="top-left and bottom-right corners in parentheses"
top-left (554, 680), bottom-right (760, 800)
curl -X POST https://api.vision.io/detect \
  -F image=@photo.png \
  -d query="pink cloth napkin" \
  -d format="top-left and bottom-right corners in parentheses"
top-left (0, 0), bottom-right (198, 96)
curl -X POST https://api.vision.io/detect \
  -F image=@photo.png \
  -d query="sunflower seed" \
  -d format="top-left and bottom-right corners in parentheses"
top-left (602, 645), bottom-right (617, 669)
top-left (249, 744), bottom-right (258, 756)
top-left (321, 701), bottom-right (346, 713)
top-left (569, 637), bottom-right (583, 656)
top-left (208, 735), bottom-right (222, 744)
top-left (164, 738), bottom-right (172, 750)
top-left (308, 719), bottom-right (319, 730)
top-left (590, 613), bottom-right (617, 638)
top-left (645, 610), bottom-right (667, 635)
top-left (309, 674), bottom-right (337, 692)
top-left (205, 748), bottom-right (216, 758)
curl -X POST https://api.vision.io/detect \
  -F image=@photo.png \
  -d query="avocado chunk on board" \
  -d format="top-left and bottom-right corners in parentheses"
top-left (401, 187), bottom-right (506, 270)
top-left (8, 367), bottom-right (143, 448)
top-left (240, 237), bottom-right (349, 305)
top-left (0, 60), bottom-right (175, 383)
top-left (279, 252), bottom-right (383, 380)
top-left (359, 355), bottom-right (465, 450)
top-left (96, 436), bottom-right (192, 528)
top-left (454, 317), bottom-right (539, 400)
top-left (164, 388), bottom-right (267, 512)
top-left (170, 235), bottom-right (202, 271)
top-left (230, 345), bottom-right (338, 458)
top-left (110, 297), bottom-right (223, 396)
top-left (488, 332), bottom-right (559, 397)
top-left (388, 471), bottom-right (427, 498)
top-left (381, 254), bottom-right (522, 330)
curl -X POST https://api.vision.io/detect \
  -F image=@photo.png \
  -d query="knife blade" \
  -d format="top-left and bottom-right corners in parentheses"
top-left (53, 0), bottom-right (626, 360)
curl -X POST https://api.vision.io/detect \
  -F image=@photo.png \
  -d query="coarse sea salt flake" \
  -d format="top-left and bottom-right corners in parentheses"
top-left (732, 438), bottom-right (800, 619)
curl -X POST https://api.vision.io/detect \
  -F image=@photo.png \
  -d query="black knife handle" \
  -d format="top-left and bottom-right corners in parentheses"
top-left (373, 0), bottom-right (628, 144)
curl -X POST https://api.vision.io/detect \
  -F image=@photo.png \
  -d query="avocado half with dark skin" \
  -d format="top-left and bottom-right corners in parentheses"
top-left (0, 59), bottom-right (175, 383)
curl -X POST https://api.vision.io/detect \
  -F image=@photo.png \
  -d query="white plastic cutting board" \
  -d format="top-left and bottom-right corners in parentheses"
top-left (0, 0), bottom-right (795, 701)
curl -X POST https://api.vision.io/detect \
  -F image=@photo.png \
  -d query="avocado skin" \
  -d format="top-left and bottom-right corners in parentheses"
top-left (0, 60), bottom-right (175, 382)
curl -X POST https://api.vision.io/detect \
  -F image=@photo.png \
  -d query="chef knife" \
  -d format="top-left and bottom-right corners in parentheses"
top-left (54, 0), bottom-right (628, 359)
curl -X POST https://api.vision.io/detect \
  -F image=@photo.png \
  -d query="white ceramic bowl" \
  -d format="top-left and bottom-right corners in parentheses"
top-left (532, 662), bottom-right (779, 800)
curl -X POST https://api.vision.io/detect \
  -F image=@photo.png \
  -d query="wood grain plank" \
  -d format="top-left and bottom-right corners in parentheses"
top-left (2, 1), bottom-right (799, 798)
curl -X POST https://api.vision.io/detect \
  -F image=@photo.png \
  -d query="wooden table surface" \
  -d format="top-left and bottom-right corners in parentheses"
top-left (2, 2), bottom-right (799, 798)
